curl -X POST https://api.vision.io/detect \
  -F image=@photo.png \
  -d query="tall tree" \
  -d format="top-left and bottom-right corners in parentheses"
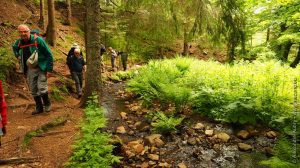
top-left (46, 0), bottom-right (57, 46)
top-left (66, 0), bottom-right (72, 25)
top-left (81, 0), bottom-right (102, 105)
top-left (39, 0), bottom-right (45, 29)
top-left (216, 0), bottom-right (247, 61)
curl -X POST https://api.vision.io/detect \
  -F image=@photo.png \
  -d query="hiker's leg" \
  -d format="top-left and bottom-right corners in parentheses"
top-left (78, 72), bottom-right (83, 94)
top-left (37, 69), bottom-right (51, 112)
top-left (27, 68), bottom-right (39, 97)
top-left (37, 69), bottom-right (48, 96)
top-left (71, 71), bottom-right (80, 96)
top-left (32, 96), bottom-right (43, 115)
top-left (28, 69), bottom-right (44, 115)
top-left (111, 57), bottom-right (115, 69)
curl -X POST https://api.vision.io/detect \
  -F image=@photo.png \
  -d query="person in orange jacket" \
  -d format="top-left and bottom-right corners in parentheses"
top-left (0, 80), bottom-right (7, 137)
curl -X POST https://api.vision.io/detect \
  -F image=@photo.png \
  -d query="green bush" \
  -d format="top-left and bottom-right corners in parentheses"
top-left (151, 112), bottom-right (184, 134)
top-left (127, 57), bottom-right (300, 128)
top-left (66, 95), bottom-right (121, 167)
top-left (0, 47), bottom-right (16, 82)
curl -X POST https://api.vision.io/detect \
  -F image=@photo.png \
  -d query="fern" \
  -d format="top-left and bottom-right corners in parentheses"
top-left (151, 112), bottom-right (184, 134)
top-left (66, 94), bottom-right (121, 167)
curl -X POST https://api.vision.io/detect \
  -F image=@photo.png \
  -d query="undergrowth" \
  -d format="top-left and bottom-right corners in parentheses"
top-left (66, 94), bottom-right (121, 168)
top-left (127, 57), bottom-right (300, 129)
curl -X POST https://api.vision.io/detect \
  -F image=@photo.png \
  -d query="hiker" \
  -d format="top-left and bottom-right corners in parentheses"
top-left (12, 24), bottom-right (53, 115)
top-left (100, 44), bottom-right (106, 57)
top-left (107, 47), bottom-right (117, 70)
top-left (118, 51), bottom-right (128, 71)
top-left (67, 48), bottom-right (86, 99)
top-left (0, 80), bottom-right (7, 139)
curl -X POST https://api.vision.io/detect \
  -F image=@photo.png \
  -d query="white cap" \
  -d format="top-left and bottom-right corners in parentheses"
top-left (72, 43), bottom-right (79, 48)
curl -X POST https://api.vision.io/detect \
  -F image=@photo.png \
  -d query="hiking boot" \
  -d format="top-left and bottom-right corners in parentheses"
top-left (32, 96), bottom-right (43, 115)
top-left (41, 93), bottom-right (51, 112)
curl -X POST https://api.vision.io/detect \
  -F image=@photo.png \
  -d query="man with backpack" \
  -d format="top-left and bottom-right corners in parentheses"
top-left (66, 48), bottom-right (86, 99)
top-left (108, 47), bottom-right (117, 70)
top-left (12, 24), bottom-right (53, 115)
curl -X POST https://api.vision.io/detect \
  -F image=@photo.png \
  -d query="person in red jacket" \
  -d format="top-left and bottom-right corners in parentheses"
top-left (0, 80), bottom-right (7, 137)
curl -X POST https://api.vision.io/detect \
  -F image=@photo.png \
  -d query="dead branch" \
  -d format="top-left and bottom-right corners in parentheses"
top-left (0, 157), bottom-right (40, 165)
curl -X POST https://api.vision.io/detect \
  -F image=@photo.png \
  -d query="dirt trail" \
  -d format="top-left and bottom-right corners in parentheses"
top-left (0, 61), bottom-right (84, 167)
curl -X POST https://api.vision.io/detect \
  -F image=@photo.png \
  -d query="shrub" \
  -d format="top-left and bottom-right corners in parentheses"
top-left (127, 57), bottom-right (300, 128)
top-left (66, 95), bottom-right (121, 167)
top-left (151, 112), bottom-right (184, 134)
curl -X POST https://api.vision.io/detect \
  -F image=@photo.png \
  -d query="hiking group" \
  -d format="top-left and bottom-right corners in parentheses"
top-left (11, 24), bottom-right (129, 116)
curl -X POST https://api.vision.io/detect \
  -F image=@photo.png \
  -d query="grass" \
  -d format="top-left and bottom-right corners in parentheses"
top-left (22, 116), bottom-right (68, 148)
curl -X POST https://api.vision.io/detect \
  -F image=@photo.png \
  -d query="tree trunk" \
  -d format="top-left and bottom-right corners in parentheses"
top-left (66, 0), bottom-right (72, 25)
top-left (39, 0), bottom-right (45, 30)
top-left (80, 0), bottom-right (102, 106)
top-left (266, 28), bottom-right (270, 42)
top-left (282, 42), bottom-right (293, 61)
top-left (46, 0), bottom-right (56, 46)
top-left (290, 44), bottom-right (300, 68)
top-left (182, 28), bottom-right (189, 56)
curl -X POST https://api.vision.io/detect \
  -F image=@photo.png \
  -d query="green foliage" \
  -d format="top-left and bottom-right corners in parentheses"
top-left (260, 136), bottom-right (300, 168)
top-left (51, 85), bottom-right (69, 101)
top-left (127, 57), bottom-right (299, 128)
top-left (0, 47), bottom-right (16, 82)
top-left (23, 117), bottom-right (67, 147)
top-left (151, 112), bottom-right (184, 134)
top-left (110, 70), bottom-right (137, 82)
top-left (127, 57), bottom-right (193, 110)
top-left (66, 95), bottom-right (121, 168)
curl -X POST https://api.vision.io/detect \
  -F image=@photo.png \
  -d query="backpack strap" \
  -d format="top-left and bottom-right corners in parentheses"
top-left (18, 34), bottom-right (38, 49)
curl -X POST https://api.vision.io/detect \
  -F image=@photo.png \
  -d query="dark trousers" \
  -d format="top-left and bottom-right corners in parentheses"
top-left (71, 71), bottom-right (83, 95)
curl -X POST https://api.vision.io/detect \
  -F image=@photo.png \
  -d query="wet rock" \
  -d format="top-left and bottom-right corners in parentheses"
top-left (127, 140), bottom-right (144, 154)
top-left (158, 162), bottom-right (171, 168)
top-left (186, 128), bottom-right (195, 135)
top-left (214, 133), bottom-right (230, 142)
top-left (193, 122), bottom-right (205, 130)
top-left (120, 112), bottom-right (128, 120)
top-left (264, 147), bottom-right (274, 156)
top-left (140, 162), bottom-right (149, 168)
top-left (128, 130), bottom-right (135, 135)
top-left (187, 137), bottom-right (197, 145)
top-left (257, 136), bottom-right (270, 147)
top-left (238, 143), bottom-right (253, 151)
top-left (145, 134), bottom-right (164, 147)
top-left (213, 144), bottom-right (220, 151)
top-left (134, 121), bottom-right (142, 128)
top-left (130, 105), bottom-right (140, 112)
top-left (237, 130), bottom-right (250, 139)
top-left (205, 129), bottom-right (214, 136)
top-left (266, 131), bottom-right (277, 139)
top-left (149, 160), bottom-right (156, 165)
top-left (148, 154), bottom-right (159, 161)
top-left (116, 126), bottom-right (126, 134)
top-left (178, 162), bottom-right (187, 168)
top-left (125, 150), bottom-right (135, 158)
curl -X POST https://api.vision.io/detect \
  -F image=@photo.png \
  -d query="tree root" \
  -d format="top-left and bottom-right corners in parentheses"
top-left (8, 102), bottom-right (35, 109)
top-left (14, 90), bottom-right (32, 101)
top-left (0, 157), bottom-right (40, 165)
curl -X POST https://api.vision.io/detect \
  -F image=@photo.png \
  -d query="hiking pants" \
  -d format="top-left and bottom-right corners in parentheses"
top-left (111, 56), bottom-right (116, 69)
top-left (27, 68), bottom-right (48, 97)
top-left (121, 54), bottom-right (128, 71)
top-left (71, 71), bottom-right (83, 95)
